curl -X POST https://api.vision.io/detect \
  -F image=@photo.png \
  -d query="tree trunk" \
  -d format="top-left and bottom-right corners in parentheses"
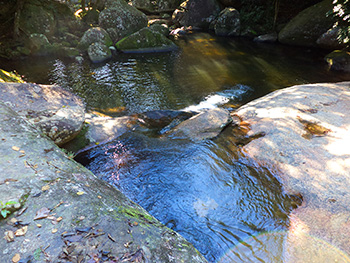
top-left (13, 0), bottom-right (25, 40)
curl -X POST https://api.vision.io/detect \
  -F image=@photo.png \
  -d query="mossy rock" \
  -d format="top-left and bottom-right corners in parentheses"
top-left (278, 0), bottom-right (335, 47)
top-left (88, 42), bottom-right (112, 63)
top-left (116, 28), bottom-right (177, 53)
top-left (78, 27), bottom-right (113, 51)
top-left (99, 0), bottom-right (148, 42)
top-left (149, 24), bottom-right (170, 36)
top-left (19, 2), bottom-right (56, 37)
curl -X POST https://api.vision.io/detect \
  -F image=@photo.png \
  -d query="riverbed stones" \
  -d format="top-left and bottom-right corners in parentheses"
top-left (116, 27), bottom-right (177, 53)
top-left (278, 0), bottom-right (334, 47)
top-left (0, 102), bottom-right (208, 262)
top-left (0, 82), bottom-right (85, 145)
top-left (234, 82), bottom-right (350, 261)
top-left (167, 108), bottom-right (232, 141)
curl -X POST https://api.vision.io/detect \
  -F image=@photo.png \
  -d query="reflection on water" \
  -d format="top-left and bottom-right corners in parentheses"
top-left (2, 33), bottom-right (349, 116)
top-left (76, 128), bottom-right (297, 262)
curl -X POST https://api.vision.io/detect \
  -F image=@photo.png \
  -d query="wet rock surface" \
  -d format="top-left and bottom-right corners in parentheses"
top-left (167, 108), bottom-right (232, 141)
top-left (0, 101), bottom-right (207, 262)
top-left (235, 82), bottom-right (350, 262)
top-left (0, 83), bottom-right (85, 146)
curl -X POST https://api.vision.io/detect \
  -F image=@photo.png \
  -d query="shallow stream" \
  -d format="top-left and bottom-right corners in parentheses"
top-left (3, 33), bottom-right (350, 262)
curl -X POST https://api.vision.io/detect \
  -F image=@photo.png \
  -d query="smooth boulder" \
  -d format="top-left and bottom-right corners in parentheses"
top-left (278, 0), bottom-right (334, 47)
top-left (0, 82), bottom-right (85, 145)
top-left (234, 82), bottom-right (350, 262)
top-left (116, 27), bottom-right (177, 53)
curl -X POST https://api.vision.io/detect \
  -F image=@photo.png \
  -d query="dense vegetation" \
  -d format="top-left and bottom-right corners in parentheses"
top-left (331, 0), bottom-right (350, 45)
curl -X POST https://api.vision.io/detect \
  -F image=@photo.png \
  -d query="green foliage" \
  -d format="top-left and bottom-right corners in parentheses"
top-left (0, 200), bottom-right (19, 218)
top-left (331, 0), bottom-right (350, 45)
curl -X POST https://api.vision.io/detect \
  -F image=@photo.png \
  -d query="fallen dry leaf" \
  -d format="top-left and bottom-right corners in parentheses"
top-left (19, 150), bottom-right (25, 154)
top-left (41, 185), bottom-right (50, 191)
top-left (34, 207), bottom-right (50, 220)
top-left (97, 196), bottom-right (102, 199)
top-left (56, 216), bottom-right (63, 222)
top-left (4, 231), bottom-right (15, 242)
top-left (36, 224), bottom-right (42, 228)
top-left (12, 253), bottom-right (20, 263)
top-left (14, 226), bottom-right (28, 237)
top-left (76, 191), bottom-right (85, 195)
top-left (52, 229), bottom-right (58, 234)
top-left (11, 146), bottom-right (20, 151)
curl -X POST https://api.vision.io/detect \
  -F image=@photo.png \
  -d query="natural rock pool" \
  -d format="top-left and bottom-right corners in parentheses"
top-left (3, 33), bottom-right (350, 262)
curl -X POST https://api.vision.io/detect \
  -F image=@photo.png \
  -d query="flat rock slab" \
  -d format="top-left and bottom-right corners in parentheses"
top-left (167, 108), bottom-right (232, 141)
top-left (234, 82), bottom-right (350, 262)
top-left (0, 102), bottom-right (207, 262)
top-left (0, 82), bottom-right (85, 145)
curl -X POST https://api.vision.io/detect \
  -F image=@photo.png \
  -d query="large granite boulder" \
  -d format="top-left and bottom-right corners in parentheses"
top-left (0, 102), bottom-right (207, 263)
top-left (166, 108), bottom-right (232, 141)
top-left (212, 7), bottom-right (240, 36)
top-left (278, 0), bottom-right (335, 47)
top-left (234, 82), bottom-right (350, 262)
top-left (0, 83), bottom-right (85, 145)
top-left (78, 27), bottom-right (113, 51)
top-left (99, 0), bottom-right (148, 42)
top-left (172, 0), bottom-right (221, 28)
top-left (116, 27), bottom-right (178, 53)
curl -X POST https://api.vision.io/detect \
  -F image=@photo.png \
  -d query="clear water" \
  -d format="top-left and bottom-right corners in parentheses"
top-left (75, 127), bottom-right (298, 262)
top-left (2, 32), bottom-right (350, 262)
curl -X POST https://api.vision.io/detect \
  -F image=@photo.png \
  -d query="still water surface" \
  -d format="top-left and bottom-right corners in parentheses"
top-left (4, 33), bottom-right (350, 262)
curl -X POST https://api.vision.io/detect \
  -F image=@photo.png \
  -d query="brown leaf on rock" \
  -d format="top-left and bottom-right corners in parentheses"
top-left (4, 230), bottom-right (15, 242)
top-left (12, 253), bottom-right (20, 263)
top-left (14, 226), bottom-right (28, 236)
top-left (41, 185), bottom-right (50, 191)
top-left (12, 146), bottom-right (20, 151)
top-left (34, 207), bottom-right (50, 220)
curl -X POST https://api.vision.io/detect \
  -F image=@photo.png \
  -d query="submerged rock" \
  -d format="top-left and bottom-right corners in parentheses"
top-left (28, 33), bottom-right (51, 55)
top-left (278, 0), bottom-right (334, 47)
top-left (167, 108), bottom-right (232, 141)
top-left (0, 82), bottom-right (85, 145)
top-left (116, 27), bottom-right (177, 53)
top-left (0, 102), bottom-right (208, 262)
